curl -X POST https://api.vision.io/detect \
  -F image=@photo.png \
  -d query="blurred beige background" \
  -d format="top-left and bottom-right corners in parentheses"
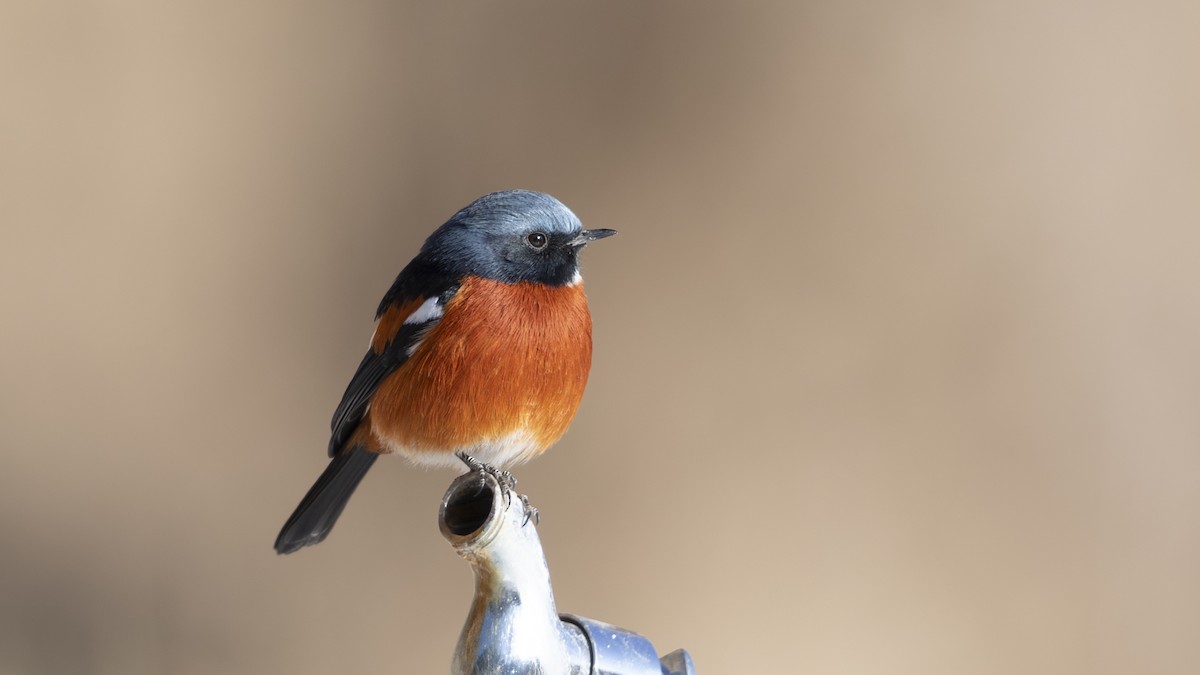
top-left (2, 1), bottom-right (1199, 674)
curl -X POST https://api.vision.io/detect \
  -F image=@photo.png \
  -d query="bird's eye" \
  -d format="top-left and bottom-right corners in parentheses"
top-left (526, 232), bottom-right (548, 250)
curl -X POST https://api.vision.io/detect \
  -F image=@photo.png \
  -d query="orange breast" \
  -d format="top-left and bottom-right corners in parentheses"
top-left (369, 276), bottom-right (593, 463)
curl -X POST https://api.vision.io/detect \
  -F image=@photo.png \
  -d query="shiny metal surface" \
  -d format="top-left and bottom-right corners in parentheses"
top-left (657, 650), bottom-right (697, 675)
top-left (439, 472), bottom-right (695, 675)
top-left (560, 614), bottom-right (696, 675)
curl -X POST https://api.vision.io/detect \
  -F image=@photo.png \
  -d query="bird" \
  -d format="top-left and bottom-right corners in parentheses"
top-left (274, 190), bottom-right (615, 554)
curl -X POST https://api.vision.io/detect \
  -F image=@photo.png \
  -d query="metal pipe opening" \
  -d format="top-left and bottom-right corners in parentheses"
top-left (441, 478), bottom-right (494, 537)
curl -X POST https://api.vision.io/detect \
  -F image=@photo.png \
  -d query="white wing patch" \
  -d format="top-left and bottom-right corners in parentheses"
top-left (402, 296), bottom-right (444, 357)
top-left (403, 296), bottom-right (444, 325)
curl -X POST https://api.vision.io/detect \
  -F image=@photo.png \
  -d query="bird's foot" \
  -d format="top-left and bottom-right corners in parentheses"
top-left (494, 468), bottom-right (517, 492)
top-left (518, 493), bottom-right (540, 527)
top-left (455, 452), bottom-right (518, 506)
top-left (456, 451), bottom-right (488, 488)
top-left (454, 452), bottom-right (537, 525)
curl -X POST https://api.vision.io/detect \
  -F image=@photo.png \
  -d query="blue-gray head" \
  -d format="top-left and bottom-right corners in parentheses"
top-left (419, 190), bottom-right (615, 286)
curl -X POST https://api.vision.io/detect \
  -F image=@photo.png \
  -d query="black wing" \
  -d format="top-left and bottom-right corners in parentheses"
top-left (326, 261), bottom-right (459, 456)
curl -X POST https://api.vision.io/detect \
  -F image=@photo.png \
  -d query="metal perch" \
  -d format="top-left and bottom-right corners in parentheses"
top-left (440, 471), bottom-right (696, 675)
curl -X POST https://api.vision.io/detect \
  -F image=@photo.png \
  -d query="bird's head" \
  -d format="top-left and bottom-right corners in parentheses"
top-left (422, 190), bottom-right (616, 286)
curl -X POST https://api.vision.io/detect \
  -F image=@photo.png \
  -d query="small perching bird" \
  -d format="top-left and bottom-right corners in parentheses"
top-left (274, 190), bottom-right (615, 554)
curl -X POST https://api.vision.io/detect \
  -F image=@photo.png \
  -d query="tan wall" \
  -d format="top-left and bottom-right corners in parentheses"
top-left (2, 2), bottom-right (1198, 673)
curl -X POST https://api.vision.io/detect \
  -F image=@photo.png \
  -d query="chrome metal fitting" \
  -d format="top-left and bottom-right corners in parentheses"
top-left (440, 472), bottom-right (695, 675)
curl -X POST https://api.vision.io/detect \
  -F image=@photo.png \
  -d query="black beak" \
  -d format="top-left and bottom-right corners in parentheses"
top-left (570, 228), bottom-right (618, 247)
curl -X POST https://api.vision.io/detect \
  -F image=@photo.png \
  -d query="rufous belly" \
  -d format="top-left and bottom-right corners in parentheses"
top-left (369, 276), bottom-right (593, 468)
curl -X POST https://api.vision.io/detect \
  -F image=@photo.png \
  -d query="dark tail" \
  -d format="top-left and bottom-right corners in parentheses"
top-left (275, 446), bottom-right (379, 554)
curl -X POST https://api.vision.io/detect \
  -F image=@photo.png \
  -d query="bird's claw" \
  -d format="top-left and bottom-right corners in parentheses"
top-left (519, 493), bottom-right (540, 526)
top-left (456, 452), bottom-right (489, 491)
top-left (495, 469), bottom-right (517, 492)
top-left (454, 452), bottom-right (537, 525)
